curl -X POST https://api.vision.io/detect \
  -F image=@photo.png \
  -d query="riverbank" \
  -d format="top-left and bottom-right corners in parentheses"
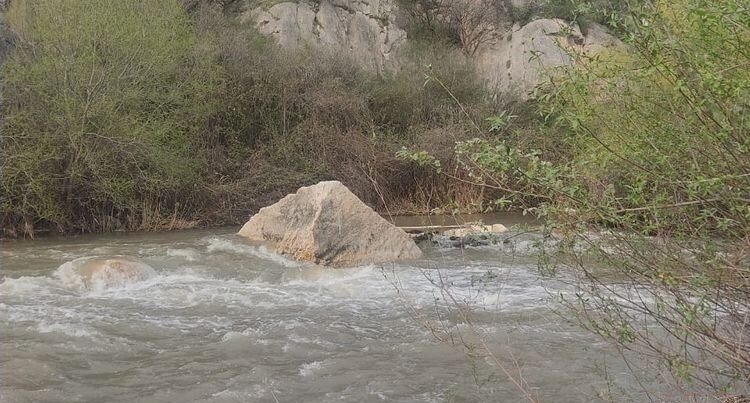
top-left (0, 210), bottom-right (540, 241)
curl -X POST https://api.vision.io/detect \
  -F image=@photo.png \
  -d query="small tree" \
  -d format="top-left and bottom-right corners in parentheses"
top-left (446, 0), bottom-right (502, 56)
top-left (398, 0), bottom-right (503, 55)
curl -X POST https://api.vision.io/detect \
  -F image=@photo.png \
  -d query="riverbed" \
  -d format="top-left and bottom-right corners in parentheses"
top-left (1, 227), bottom-right (650, 402)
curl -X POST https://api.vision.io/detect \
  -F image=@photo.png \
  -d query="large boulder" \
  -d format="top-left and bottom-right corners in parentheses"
top-left (244, 0), bottom-right (407, 73)
top-left (238, 181), bottom-right (422, 266)
top-left (475, 19), bottom-right (620, 100)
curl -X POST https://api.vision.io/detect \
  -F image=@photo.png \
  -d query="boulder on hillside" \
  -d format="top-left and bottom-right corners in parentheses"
top-left (475, 19), bottom-right (620, 100)
top-left (238, 181), bottom-right (422, 266)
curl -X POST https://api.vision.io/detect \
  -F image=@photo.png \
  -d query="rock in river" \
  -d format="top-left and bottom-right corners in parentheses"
top-left (238, 181), bottom-right (422, 266)
top-left (76, 258), bottom-right (155, 289)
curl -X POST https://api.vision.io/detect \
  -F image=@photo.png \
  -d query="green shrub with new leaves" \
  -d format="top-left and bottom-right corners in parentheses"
top-left (399, 0), bottom-right (749, 394)
top-left (545, 3), bottom-right (749, 391)
top-left (2, 0), bottom-right (220, 234)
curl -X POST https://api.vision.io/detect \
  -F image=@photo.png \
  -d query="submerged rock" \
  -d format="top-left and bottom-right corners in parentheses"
top-left (238, 181), bottom-right (422, 266)
top-left (77, 258), bottom-right (155, 289)
top-left (409, 223), bottom-right (511, 248)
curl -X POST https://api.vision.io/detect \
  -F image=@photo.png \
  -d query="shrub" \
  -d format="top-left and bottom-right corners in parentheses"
top-left (194, 5), bottom-right (497, 215)
top-left (398, 0), bottom-right (508, 55)
top-left (1, 0), bottom-right (502, 235)
top-left (403, 0), bottom-right (749, 396)
top-left (446, 0), bottom-right (749, 395)
top-left (2, 0), bottom-right (220, 235)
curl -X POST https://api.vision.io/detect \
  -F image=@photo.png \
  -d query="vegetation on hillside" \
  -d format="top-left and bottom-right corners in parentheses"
top-left (2, 0), bottom-right (222, 235)
top-left (1, 0), bottom-right (496, 236)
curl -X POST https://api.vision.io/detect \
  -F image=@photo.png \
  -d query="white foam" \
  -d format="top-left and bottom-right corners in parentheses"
top-left (3, 257), bottom-right (555, 318)
top-left (206, 238), bottom-right (301, 268)
top-left (0, 275), bottom-right (58, 296)
top-left (219, 332), bottom-right (243, 343)
top-left (298, 360), bottom-right (324, 377)
top-left (36, 322), bottom-right (100, 339)
top-left (166, 247), bottom-right (200, 261)
top-left (53, 260), bottom-right (88, 290)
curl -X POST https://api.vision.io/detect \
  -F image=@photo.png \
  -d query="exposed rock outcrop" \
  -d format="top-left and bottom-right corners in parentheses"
top-left (245, 0), bottom-right (407, 72)
top-left (475, 18), bottom-right (620, 100)
top-left (238, 181), bottom-right (422, 266)
top-left (241, 1), bottom-right (620, 98)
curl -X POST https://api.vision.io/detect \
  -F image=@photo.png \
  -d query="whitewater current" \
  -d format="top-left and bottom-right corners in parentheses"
top-left (1, 228), bottom-right (650, 402)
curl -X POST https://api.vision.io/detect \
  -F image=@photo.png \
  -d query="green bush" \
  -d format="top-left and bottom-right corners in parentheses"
top-left (443, 0), bottom-right (749, 393)
top-left (1, 0), bottom-right (500, 235)
top-left (371, 42), bottom-right (489, 134)
top-left (2, 0), bottom-right (220, 235)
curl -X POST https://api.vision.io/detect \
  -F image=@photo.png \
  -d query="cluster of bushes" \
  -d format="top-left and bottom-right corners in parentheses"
top-left (545, 3), bottom-right (750, 391)
top-left (1, 0), bottom-right (497, 236)
top-left (402, 0), bottom-right (749, 396)
top-left (395, 0), bottom-right (637, 49)
top-left (2, 0), bottom-right (221, 235)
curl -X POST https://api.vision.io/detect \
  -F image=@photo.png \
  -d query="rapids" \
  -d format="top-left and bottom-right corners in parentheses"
top-left (1, 227), bottom-right (651, 402)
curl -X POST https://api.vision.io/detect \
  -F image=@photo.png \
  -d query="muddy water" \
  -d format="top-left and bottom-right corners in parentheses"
top-left (2, 227), bottom-right (649, 402)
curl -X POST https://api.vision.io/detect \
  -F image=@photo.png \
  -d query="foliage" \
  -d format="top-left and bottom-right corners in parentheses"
top-left (486, 111), bottom-right (517, 132)
top-left (397, 0), bottom-right (507, 55)
top-left (399, 0), bottom-right (749, 397)
top-left (195, 4), bottom-right (493, 213)
top-left (509, 0), bottom-right (643, 33)
top-left (372, 41), bottom-right (489, 133)
top-left (396, 0), bottom-right (455, 44)
top-left (423, 0), bottom-right (750, 396)
top-left (2, 0), bottom-right (220, 235)
top-left (544, 1), bottom-right (750, 393)
top-left (1, 0), bottom-right (497, 236)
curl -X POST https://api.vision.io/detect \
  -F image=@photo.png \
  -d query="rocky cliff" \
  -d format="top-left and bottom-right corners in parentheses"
top-left (244, 0), bottom-right (407, 73)
top-left (475, 18), bottom-right (619, 98)
top-left (240, 0), bottom-right (619, 100)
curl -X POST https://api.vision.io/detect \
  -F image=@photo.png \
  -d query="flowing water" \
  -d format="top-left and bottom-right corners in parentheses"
top-left (1, 226), bottom-right (652, 402)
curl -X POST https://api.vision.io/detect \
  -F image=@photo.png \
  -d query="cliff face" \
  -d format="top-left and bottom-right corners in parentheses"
top-left (244, 0), bottom-right (407, 73)
top-left (475, 18), bottom-right (619, 98)
top-left (240, 0), bottom-right (619, 100)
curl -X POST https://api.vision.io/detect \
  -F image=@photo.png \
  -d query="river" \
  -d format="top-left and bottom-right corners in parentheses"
top-left (1, 226), bottom-right (652, 402)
